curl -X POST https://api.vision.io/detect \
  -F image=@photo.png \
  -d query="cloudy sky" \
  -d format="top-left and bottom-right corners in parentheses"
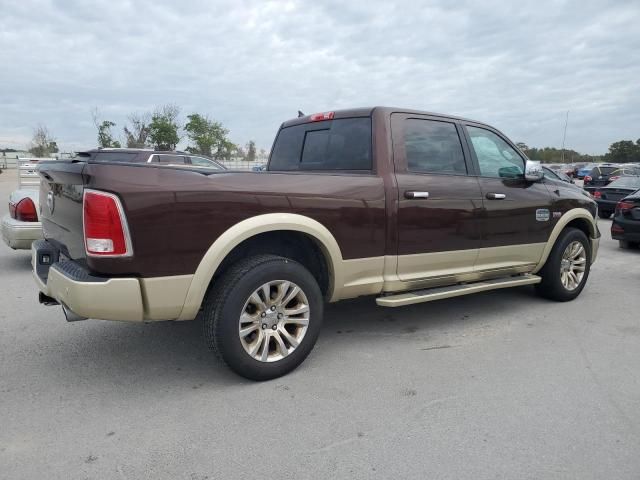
top-left (1, 0), bottom-right (638, 154)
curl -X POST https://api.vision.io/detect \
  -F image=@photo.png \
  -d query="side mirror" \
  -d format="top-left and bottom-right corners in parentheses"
top-left (524, 160), bottom-right (544, 182)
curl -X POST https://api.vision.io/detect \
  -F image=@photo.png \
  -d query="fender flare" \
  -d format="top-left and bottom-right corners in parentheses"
top-left (177, 213), bottom-right (344, 320)
top-left (532, 208), bottom-right (596, 273)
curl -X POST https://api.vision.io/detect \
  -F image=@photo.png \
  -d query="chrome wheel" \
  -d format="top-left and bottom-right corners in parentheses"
top-left (560, 241), bottom-right (587, 291)
top-left (239, 280), bottom-right (310, 362)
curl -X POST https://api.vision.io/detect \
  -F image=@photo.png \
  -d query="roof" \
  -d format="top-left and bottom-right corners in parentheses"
top-left (281, 106), bottom-right (483, 128)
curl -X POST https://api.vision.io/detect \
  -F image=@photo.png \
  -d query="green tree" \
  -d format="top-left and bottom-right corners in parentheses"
top-left (96, 120), bottom-right (121, 148)
top-left (246, 140), bottom-right (257, 162)
top-left (184, 113), bottom-right (233, 158)
top-left (149, 104), bottom-right (180, 150)
top-left (603, 140), bottom-right (640, 164)
top-left (124, 113), bottom-right (150, 148)
top-left (28, 125), bottom-right (58, 157)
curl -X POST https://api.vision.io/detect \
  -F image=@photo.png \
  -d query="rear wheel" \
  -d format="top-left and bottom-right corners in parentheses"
top-left (598, 210), bottom-right (612, 219)
top-left (536, 228), bottom-right (591, 302)
top-left (202, 254), bottom-right (323, 381)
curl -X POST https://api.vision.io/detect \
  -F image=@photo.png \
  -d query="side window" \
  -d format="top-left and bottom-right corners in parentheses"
top-left (404, 119), bottom-right (467, 174)
top-left (269, 117), bottom-right (372, 171)
top-left (467, 126), bottom-right (524, 178)
top-left (190, 156), bottom-right (222, 169)
top-left (155, 155), bottom-right (187, 165)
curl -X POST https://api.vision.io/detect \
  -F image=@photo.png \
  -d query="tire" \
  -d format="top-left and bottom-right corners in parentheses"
top-left (598, 210), bottom-right (611, 219)
top-left (202, 254), bottom-right (323, 381)
top-left (536, 228), bottom-right (591, 302)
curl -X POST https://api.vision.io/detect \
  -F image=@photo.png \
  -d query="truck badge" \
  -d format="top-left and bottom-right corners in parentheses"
top-left (536, 209), bottom-right (550, 221)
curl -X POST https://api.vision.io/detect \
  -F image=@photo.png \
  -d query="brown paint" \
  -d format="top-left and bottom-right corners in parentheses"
top-left (38, 106), bottom-right (597, 278)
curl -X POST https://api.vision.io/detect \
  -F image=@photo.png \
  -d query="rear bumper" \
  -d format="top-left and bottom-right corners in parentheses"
top-left (611, 216), bottom-right (640, 242)
top-left (596, 199), bottom-right (618, 210)
top-left (1, 214), bottom-right (42, 249)
top-left (32, 239), bottom-right (194, 322)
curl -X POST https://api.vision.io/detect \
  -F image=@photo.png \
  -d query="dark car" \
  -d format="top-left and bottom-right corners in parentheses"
top-left (76, 148), bottom-right (226, 170)
top-left (593, 176), bottom-right (640, 218)
top-left (583, 165), bottom-right (640, 192)
top-left (611, 189), bottom-right (640, 249)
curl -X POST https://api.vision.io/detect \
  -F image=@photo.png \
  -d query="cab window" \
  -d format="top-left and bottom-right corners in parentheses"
top-left (467, 126), bottom-right (524, 178)
top-left (404, 119), bottom-right (467, 174)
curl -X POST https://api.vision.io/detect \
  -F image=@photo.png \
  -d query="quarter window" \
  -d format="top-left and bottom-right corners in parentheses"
top-left (467, 126), bottom-right (524, 178)
top-left (154, 155), bottom-right (187, 165)
top-left (404, 119), bottom-right (467, 174)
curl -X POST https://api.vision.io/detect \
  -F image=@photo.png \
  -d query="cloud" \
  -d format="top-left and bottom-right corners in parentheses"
top-left (0, 0), bottom-right (638, 153)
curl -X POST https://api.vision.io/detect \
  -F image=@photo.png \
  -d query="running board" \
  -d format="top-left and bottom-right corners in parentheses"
top-left (376, 274), bottom-right (541, 307)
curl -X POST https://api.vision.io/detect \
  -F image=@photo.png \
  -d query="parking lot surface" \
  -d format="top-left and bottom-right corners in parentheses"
top-left (1, 170), bottom-right (639, 479)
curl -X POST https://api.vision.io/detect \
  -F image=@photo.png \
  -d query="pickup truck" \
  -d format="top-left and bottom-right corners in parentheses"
top-left (33, 107), bottom-right (600, 380)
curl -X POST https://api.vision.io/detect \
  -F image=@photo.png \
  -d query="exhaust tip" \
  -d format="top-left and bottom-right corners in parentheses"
top-left (61, 303), bottom-right (87, 322)
top-left (39, 292), bottom-right (59, 306)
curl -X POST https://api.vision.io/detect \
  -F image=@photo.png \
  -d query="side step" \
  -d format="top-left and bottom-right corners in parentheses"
top-left (376, 274), bottom-right (541, 307)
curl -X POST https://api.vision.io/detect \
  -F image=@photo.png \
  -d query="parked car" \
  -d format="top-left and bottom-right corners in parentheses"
top-left (1, 189), bottom-right (42, 249)
top-left (543, 166), bottom-right (574, 184)
top-left (33, 107), bottom-right (600, 380)
top-left (611, 189), bottom-right (640, 249)
top-left (576, 164), bottom-right (597, 179)
top-left (592, 176), bottom-right (640, 218)
top-left (76, 148), bottom-right (226, 169)
top-left (583, 165), bottom-right (639, 192)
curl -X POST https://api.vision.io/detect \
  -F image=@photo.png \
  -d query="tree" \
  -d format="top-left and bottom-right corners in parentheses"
top-left (123, 113), bottom-right (150, 148)
top-left (184, 113), bottom-right (234, 158)
top-left (28, 125), bottom-right (58, 157)
top-left (246, 140), bottom-right (257, 162)
top-left (603, 140), bottom-right (640, 164)
top-left (148, 104), bottom-right (180, 150)
top-left (96, 120), bottom-right (121, 148)
top-left (515, 142), bottom-right (528, 152)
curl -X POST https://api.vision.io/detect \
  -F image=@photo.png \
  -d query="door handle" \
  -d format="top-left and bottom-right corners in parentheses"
top-left (486, 193), bottom-right (506, 200)
top-left (405, 191), bottom-right (429, 199)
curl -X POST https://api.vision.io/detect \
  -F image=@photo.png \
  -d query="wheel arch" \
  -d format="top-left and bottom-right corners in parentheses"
top-left (533, 208), bottom-right (597, 274)
top-left (178, 213), bottom-right (344, 320)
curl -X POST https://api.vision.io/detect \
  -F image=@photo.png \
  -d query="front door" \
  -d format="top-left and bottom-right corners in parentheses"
top-left (392, 114), bottom-right (483, 281)
top-left (462, 124), bottom-right (554, 272)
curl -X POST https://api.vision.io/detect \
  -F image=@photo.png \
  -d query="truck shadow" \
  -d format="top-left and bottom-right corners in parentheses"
top-left (40, 286), bottom-right (544, 387)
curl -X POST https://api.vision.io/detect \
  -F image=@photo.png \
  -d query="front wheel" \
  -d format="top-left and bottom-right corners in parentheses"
top-left (536, 228), bottom-right (591, 302)
top-left (202, 254), bottom-right (323, 381)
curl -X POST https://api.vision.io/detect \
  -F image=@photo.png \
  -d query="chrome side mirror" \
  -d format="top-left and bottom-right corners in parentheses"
top-left (524, 160), bottom-right (544, 182)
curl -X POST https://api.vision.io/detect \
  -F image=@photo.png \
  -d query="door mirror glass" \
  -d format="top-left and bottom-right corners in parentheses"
top-left (525, 160), bottom-right (544, 181)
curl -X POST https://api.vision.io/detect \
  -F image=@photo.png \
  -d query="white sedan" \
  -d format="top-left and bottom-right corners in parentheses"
top-left (1, 189), bottom-right (42, 249)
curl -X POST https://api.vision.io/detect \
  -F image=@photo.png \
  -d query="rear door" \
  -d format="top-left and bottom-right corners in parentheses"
top-left (392, 113), bottom-right (483, 281)
top-left (462, 124), bottom-right (553, 272)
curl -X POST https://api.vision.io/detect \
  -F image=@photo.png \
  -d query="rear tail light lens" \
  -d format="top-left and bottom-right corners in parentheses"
top-left (83, 190), bottom-right (132, 256)
top-left (309, 111), bottom-right (335, 122)
top-left (611, 223), bottom-right (624, 234)
top-left (593, 191), bottom-right (601, 198)
top-left (10, 198), bottom-right (38, 222)
top-left (616, 201), bottom-right (634, 212)
top-left (584, 175), bottom-right (592, 183)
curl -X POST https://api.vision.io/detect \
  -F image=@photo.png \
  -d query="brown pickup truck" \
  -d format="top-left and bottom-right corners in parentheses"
top-left (33, 107), bottom-right (600, 380)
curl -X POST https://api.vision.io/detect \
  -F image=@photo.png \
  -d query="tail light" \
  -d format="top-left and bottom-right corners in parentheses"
top-left (616, 201), bottom-right (634, 212)
top-left (609, 176), bottom-right (619, 182)
top-left (611, 223), bottom-right (624, 234)
top-left (584, 175), bottom-right (592, 183)
top-left (9, 198), bottom-right (38, 222)
top-left (309, 111), bottom-right (335, 122)
top-left (593, 191), bottom-right (601, 199)
top-left (83, 189), bottom-right (132, 256)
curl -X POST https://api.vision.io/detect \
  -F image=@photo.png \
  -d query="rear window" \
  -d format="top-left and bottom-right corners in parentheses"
top-left (608, 177), bottom-right (640, 189)
top-left (269, 117), bottom-right (372, 171)
top-left (591, 166), bottom-right (618, 175)
top-left (93, 152), bottom-right (139, 163)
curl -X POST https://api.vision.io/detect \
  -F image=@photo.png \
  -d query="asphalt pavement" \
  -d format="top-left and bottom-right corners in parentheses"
top-left (1, 170), bottom-right (639, 479)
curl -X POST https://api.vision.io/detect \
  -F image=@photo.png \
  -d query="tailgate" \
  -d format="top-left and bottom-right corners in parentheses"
top-left (38, 161), bottom-right (86, 260)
